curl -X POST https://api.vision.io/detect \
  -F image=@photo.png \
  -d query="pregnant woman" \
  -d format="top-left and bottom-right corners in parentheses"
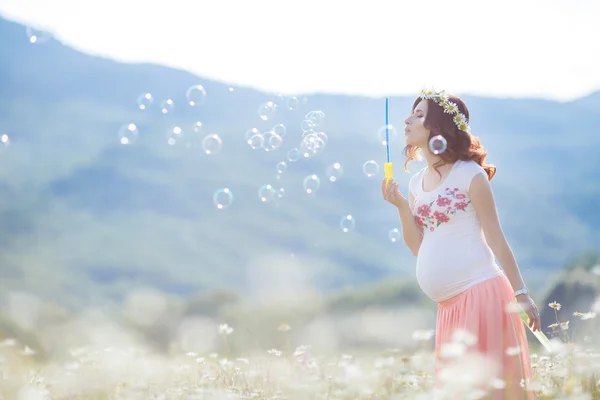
top-left (382, 89), bottom-right (541, 399)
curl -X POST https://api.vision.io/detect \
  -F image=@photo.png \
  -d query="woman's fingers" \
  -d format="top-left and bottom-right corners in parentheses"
top-left (382, 179), bottom-right (406, 206)
top-left (533, 312), bottom-right (541, 332)
top-left (525, 305), bottom-right (541, 331)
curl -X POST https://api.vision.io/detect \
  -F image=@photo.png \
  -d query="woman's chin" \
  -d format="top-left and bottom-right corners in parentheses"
top-left (404, 137), bottom-right (419, 147)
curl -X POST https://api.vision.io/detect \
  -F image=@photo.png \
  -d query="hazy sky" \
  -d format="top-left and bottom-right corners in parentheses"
top-left (0, 0), bottom-right (598, 101)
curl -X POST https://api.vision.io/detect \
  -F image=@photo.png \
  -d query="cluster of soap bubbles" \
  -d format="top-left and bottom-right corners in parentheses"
top-left (273, 160), bottom-right (380, 189)
top-left (237, 110), bottom-right (329, 180)
top-left (258, 94), bottom-right (302, 120)
top-left (244, 124), bottom-right (285, 152)
top-left (135, 85), bottom-right (208, 114)
top-left (119, 85), bottom-right (226, 154)
top-left (118, 84), bottom-right (405, 242)
top-left (22, 24), bottom-right (434, 245)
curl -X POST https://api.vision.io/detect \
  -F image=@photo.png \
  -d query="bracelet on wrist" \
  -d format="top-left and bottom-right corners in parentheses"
top-left (513, 286), bottom-right (529, 297)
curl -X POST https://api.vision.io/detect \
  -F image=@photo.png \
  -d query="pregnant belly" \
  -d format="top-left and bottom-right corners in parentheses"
top-left (416, 238), bottom-right (498, 301)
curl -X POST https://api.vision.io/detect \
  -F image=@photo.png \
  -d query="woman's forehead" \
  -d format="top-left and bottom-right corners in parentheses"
top-left (414, 99), bottom-right (428, 113)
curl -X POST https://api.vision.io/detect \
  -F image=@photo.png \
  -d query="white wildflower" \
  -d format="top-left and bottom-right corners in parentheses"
top-left (267, 349), bottom-right (282, 357)
top-left (412, 329), bottom-right (435, 341)
top-left (549, 301), bottom-right (561, 310)
top-left (218, 323), bottom-right (233, 336)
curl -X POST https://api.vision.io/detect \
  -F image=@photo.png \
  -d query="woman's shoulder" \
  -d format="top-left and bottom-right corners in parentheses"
top-left (409, 166), bottom-right (427, 181)
top-left (455, 160), bottom-right (486, 186)
top-left (408, 166), bottom-right (427, 194)
top-left (456, 159), bottom-right (485, 173)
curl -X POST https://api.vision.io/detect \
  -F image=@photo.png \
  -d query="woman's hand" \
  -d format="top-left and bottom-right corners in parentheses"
top-left (517, 294), bottom-right (541, 332)
top-left (382, 178), bottom-right (409, 209)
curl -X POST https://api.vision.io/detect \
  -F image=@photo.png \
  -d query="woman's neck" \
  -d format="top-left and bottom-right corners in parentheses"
top-left (423, 149), bottom-right (443, 169)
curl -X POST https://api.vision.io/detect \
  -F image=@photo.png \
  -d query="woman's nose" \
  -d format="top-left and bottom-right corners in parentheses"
top-left (404, 117), bottom-right (410, 125)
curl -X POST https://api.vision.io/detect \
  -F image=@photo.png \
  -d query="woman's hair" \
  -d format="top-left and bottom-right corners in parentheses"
top-left (403, 94), bottom-right (496, 181)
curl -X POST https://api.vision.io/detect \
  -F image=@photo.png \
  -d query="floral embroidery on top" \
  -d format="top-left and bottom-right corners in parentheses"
top-left (414, 187), bottom-right (471, 232)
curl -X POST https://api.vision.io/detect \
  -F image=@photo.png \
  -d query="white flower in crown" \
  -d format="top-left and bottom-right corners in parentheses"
top-left (418, 87), bottom-right (471, 133)
top-left (420, 88), bottom-right (436, 99)
top-left (459, 122), bottom-right (471, 133)
top-left (453, 113), bottom-right (466, 125)
top-left (444, 102), bottom-right (459, 114)
top-left (454, 114), bottom-right (470, 133)
top-left (437, 90), bottom-right (449, 102)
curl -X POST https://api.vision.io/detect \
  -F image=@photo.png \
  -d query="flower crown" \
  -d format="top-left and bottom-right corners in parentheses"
top-left (419, 88), bottom-right (471, 134)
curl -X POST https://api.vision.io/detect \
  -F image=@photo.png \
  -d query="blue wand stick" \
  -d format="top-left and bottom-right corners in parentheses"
top-left (384, 98), bottom-right (393, 184)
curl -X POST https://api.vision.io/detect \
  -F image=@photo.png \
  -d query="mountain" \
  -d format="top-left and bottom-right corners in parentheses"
top-left (0, 16), bottom-right (599, 309)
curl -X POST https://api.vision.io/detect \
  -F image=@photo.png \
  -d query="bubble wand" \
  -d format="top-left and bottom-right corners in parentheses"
top-left (512, 301), bottom-right (553, 353)
top-left (384, 98), bottom-right (393, 185)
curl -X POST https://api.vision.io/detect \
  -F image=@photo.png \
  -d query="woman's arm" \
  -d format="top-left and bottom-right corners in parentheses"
top-left (382, 178), bottom-right (423, 256)
top-left (399, 193), bottom-right (423, 256)
top-left (469, 173), bottom-right (541, 331)
top-left (469, 174), bottom-right (525, 290)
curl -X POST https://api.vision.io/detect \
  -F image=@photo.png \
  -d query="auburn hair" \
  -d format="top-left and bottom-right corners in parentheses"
top-left (403, 94), bottom-right (496, 180)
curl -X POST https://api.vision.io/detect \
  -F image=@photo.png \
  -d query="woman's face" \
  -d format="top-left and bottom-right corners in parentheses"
top-left (404, 99), bottom-right (430, 148)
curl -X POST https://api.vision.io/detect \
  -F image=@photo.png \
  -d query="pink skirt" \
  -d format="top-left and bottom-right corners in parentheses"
top-left (435, 274), bottom-right (535, 400)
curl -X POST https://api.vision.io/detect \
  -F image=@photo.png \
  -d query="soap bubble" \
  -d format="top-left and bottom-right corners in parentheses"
top-left (118, 123), bottom-right (139, 145)
top-left (244, 128), bottom-right (262, 146)
top-left (160, 99), bottom-right (174, 114)
top-left (272, 94), bottom-right (286, 107)
top-left (186, 85), bottom-right (207, 107)
top-left (258, 184), bottom-right (277, 202)
top-left (272, 124), bottom-right (287, 137)
top-left (193, 121), bottom-right (203, 132)
top-left (303, 175), bottom-right (321, 194)
top-left (201, 134), bottom-right (222, 155)
top-left (377, 124), bottom-right (398, 146)
top-left (137, 93), bottom-right (153, 110)
top-left (305, 110), bottom-right (325, 127)
top-left (389, 228), bottom-right (402, 243)
top-left (213, 189), bottom-right (233, 209)
top-left (1, 133), bottom-right (10, 150)
top-left (429, 135), bottom-right (447, 155)
top-left (340, 215), bottom-right (356, 233)
top-left (26, 27), bottom-right (52, 44)
top-left (166, 126), bottom-right (183, 146)
top-left (247, 134), bottom-right (264, 150)
top-left (245, 128), bottom-right (264, 150)
top-left (287, 97), bottom-right (300, 111)
top-left (326, 162), bottom-right (343, 182)
top-left (363, 160), bottom-right (380, 177)
top-left (258, 102), bottom-right (276, 121)
top-left (287, 148), bottom-right (301, 162)
top-left (301, 119), bottom-right (315, 132)
top-left (276, 162), bottom-right (287, 174)
top-left (263, 131), bottom-right (283, 152)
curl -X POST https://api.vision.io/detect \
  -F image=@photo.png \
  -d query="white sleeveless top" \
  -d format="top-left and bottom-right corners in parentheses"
top-left (409, 160), bottom-right (503, 303)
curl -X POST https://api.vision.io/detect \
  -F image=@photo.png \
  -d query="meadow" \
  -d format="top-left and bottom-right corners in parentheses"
top-left (1, 266), bottom-right (599, 399)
